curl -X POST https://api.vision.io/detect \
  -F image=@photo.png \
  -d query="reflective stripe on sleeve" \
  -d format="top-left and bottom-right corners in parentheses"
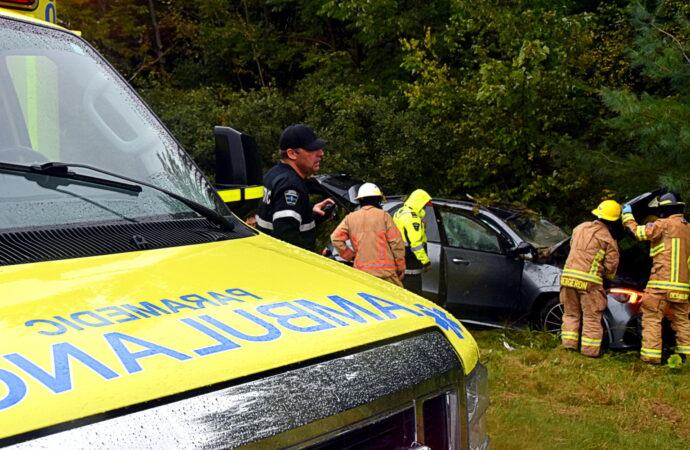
top-left (636, 225), bottom-right (647, 240)
top-left (257, 211), bottom-right (314, 232)
top-left (299, 221), bottom-right (316, 232)
top-left (650, 243), bottom-right (665, 257)
top-left (621, 212), bottom-right (634, 223)
top-left (410, 243), bottom-right (425, 252)
top-left (255, 216), bottom-right (273, 230)
top-left (273, 210), bottom-right (303, 223)
top-left (386, 228), bottom-right (401, 239)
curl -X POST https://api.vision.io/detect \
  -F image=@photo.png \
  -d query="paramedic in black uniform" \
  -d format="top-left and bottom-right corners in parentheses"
top-left (256, 124), bottom-right (335, 251)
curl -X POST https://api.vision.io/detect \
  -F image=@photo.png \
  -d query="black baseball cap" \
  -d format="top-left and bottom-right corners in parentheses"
top-left (279, 124), bottom-right (328, 151)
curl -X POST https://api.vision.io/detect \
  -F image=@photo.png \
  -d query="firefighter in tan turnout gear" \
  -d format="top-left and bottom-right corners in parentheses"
top-left (622, 192), bottom-right (690, 364)
top-left (330, 183), bottom-right (406, 286)
top-left (560, 200), bottom-right (621, 357)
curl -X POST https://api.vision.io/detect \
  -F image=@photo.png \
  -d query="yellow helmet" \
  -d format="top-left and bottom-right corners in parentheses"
top-left (592, 200), bottom-right (621, 221)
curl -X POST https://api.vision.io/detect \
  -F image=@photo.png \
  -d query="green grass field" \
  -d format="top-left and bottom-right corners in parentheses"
top-left (472, 329), bottom-right (690, 449)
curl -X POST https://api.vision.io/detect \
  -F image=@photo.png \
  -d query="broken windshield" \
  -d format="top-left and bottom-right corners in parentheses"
top-left (503, 213), bottom-right (569, 249)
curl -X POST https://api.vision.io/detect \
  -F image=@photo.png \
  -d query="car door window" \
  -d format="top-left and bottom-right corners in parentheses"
top-left (440, 210), bottom-right (502, 253)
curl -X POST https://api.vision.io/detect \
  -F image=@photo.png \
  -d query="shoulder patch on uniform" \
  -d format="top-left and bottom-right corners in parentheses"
top-left (284, 189), bottom-right (299, 206)
top-left (413, 222), bottom-right (420, 231)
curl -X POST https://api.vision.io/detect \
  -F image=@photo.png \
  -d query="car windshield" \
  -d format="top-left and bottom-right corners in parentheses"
top-left (501, 211), bottom-right (569, 248)
top-left (0, 18), bottom-right (224, 231)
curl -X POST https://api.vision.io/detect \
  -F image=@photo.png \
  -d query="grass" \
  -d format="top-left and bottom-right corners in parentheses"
top-left (472, 329), bottom-right (690, 449)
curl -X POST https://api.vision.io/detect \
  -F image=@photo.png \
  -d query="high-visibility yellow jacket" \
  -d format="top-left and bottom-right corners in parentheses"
top-left (560, 220), bottom-right (619, 290)
top-left (331, 205), bottom-right (405, 279)
top-left (623, 213), bottom-right (690, 299)
top-left (393, 189), bottom-right (431, 271)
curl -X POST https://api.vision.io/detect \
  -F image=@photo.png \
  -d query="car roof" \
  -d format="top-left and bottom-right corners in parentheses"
top-left (313, 174), bottom-right (543, 219)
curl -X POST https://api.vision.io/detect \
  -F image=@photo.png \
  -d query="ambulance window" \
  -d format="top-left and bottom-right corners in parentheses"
top-left (0, 20), bottom-right (226, 231)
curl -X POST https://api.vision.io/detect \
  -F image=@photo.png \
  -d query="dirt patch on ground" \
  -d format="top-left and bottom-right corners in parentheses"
top-left (640, 398), bottom-right (682, 423)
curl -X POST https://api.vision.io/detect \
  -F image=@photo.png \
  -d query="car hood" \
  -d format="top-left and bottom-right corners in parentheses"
top-left (0, 233), bottom-right (476, 439)
top-left (624, 188), bottom-right (665, 223)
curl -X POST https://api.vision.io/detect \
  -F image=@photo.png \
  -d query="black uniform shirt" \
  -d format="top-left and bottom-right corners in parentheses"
top-left (256, 162), bottom-right (317, 250)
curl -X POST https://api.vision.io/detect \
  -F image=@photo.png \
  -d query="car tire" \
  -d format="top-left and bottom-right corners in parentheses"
top-left (538, 296), bottom-right (563, 334)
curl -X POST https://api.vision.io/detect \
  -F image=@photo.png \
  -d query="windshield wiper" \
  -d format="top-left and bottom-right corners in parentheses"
top-left (0, 161), bottom-right (235, 231)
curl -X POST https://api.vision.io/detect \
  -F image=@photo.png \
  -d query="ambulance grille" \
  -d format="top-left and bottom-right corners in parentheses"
top-left (0, 217), bottom-right (254, 266)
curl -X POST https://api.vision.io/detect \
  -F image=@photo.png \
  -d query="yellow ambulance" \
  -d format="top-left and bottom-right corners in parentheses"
top-left (0, 1), bottom-right (489, 448)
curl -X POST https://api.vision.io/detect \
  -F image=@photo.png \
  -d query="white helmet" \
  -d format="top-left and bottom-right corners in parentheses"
top-left (355, 182), bottom-right (384, 200)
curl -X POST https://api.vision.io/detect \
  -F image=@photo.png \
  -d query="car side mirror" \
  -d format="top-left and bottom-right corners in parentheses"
top-left (508, 241), bottom-right (536, 260)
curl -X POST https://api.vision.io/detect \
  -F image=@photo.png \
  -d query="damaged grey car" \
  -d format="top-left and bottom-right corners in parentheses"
top-left (316, 175), bottom-right (645, 351)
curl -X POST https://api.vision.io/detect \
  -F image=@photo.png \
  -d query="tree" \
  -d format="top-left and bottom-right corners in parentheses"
top-left (569, 0), bottom-right (690, 205)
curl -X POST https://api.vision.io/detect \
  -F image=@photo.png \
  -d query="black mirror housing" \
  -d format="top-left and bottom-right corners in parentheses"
top-left (214, 126), bottom-right (262, 188)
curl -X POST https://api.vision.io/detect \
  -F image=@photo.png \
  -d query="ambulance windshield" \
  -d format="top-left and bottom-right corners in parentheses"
top-left (0, 18), bottom-right (225, 231)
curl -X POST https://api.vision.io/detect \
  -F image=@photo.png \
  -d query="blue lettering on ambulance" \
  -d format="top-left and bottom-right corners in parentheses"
top-left (3, 343), bottom-right (119, 394)
top-left (25, 319), bottom-right (67, 336)
top-left (226, 288), bottom-right (262, 300)
top-left (180, 294), bottom-right (219, 308)
top-left (45, 1), bottom-right (56, 24)
top-left (296, 296), bottom-right (384, 326)
top-left (122, 302), bottom-right (171, 318)
top-left (180, 318), bottom-right (242, 356)
top-left (103, 332), bottom-right (192, 374)
top-left (0, 369), bottom-right (27, 411)
top-left (206, 291), bottom-right (245, 304)
top-left (70, 311), bottom-right (114, 328)
top-left (197, 312), bottom-right (281, 342)
top-left (256, 302), bottom-right (337, 333)
top-left (357, 293), bottom-right (424, 319)
top-left (160, 299), bottom-right (198, 314)
top-left (414, 304), bottom-right (465, 339)
top-left (95, 306), bottom-right (141, 323)
top-left (53, 316), bottom-right (84, 331)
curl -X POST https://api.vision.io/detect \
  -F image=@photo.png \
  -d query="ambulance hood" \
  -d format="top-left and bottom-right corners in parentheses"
top-left (0, 233), bottom-right (477, 440)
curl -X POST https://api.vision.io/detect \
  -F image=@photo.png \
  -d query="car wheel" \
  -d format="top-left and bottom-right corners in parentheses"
top-left (538, 297), bottom-right (563, 333)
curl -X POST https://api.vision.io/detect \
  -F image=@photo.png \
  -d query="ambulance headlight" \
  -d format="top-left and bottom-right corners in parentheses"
top-left (465, 362), bottom-right (490, 450)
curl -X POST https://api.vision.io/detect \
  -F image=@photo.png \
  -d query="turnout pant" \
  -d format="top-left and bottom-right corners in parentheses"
top-left (379, 273), bottom-right (403, 287)
top-left (640, 289), bottom-right (690, 364)
top-left (560, 285), bottom-right (607, 357)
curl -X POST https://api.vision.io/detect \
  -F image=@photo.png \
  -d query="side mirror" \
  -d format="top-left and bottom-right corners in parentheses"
top-left (214, 126), bottom-right (261, 187)
top-left (508, 241), bottom-right (536, 260)
top-left (213, 126), bottom-right (263, 218)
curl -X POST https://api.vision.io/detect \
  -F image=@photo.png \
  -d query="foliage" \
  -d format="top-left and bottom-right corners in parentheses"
top-left (57, 0), bottom-right (686, 228)
top-left (566, 0), bottom-right (690, 208)
top-left (398, 1), bottom-right (636, 223)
